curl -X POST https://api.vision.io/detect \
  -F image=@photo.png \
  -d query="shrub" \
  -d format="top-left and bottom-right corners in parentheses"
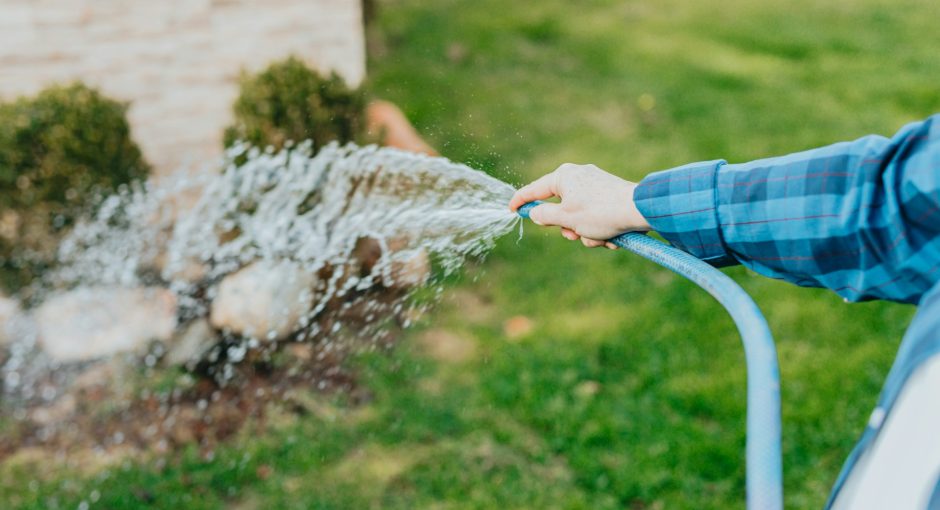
top-left (223, 56), bottom-right (365, 154)
top-left (0, 82), bottom-right (150, 294)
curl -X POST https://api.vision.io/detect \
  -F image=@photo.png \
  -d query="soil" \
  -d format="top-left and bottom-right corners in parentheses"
top-left (0, 332), bottom-right (387, 464)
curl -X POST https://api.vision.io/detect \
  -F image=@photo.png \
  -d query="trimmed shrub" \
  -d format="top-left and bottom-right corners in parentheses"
top-left (224, 56), bottom-right (365, 154)
top-left (0, 82), bottom-right (150, 294)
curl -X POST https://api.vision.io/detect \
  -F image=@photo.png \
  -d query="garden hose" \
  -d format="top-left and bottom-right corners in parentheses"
top-left (517, 201), bottom-right (783, 510)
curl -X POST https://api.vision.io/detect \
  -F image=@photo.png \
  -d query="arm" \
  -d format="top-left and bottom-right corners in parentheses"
top-left (635, 115), bottom-right (940, 303)
top-left (511, 114), bottom-right (940, 304)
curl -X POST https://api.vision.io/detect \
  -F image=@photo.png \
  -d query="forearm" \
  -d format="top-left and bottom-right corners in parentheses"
top-left (635, 115), bottom-right (940, 303)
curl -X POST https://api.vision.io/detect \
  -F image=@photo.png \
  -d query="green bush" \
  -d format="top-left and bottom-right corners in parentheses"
top-left (224, 56), bottom-right (366, 154)
top-left (0, 82), bottom-right (150, 294)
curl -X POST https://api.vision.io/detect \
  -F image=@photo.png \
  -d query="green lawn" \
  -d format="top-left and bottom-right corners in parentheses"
top-left (4, 0), bottom-right (939, 508)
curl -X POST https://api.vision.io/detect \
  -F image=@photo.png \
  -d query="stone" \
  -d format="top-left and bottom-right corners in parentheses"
top-left (352, 236), bottom-right (383, 274)
top-left (386, 249), bottom-right (431, 290)
top-left (30, 394), bottom-right (77, 426)
top-left (0, 294), bottom-right (24, 346)
top-left (209, 260), bottom-right (317, 341)
top-left (35, 286), bottom-right (177, 362)
top-left (160, 255), bottom-right (209, 284)
top-left (141, 178), bottom-right (211, 284)
top-left (350, 237), bottom-right (430, 290)
top-left (165, 319), bottom-right (216, 367)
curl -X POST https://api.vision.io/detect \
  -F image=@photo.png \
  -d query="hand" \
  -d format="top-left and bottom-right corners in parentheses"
top-left (509, 163), bottom-right (651, 248)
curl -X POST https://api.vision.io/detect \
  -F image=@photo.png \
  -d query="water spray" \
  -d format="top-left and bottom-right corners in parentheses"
top-left (518, 200), bottom-right (784, 510)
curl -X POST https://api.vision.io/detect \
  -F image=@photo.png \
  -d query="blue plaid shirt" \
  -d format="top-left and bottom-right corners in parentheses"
top-left (634, 114), bottom-right (940, 507)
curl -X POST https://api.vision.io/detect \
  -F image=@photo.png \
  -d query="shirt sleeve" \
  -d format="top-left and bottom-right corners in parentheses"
top-left (634, 114), bottom-right (940, 304)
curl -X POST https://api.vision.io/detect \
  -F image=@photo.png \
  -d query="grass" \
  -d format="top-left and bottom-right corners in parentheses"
top-left (4, 0), bottom-right (940, 508)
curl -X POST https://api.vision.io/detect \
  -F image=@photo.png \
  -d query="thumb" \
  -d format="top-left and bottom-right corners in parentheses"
top-left (529, 202), bottom-right (568, 227)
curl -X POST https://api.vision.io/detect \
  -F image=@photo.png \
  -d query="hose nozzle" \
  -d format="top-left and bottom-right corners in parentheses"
top-left (516, 201), bottom-right (543, 220)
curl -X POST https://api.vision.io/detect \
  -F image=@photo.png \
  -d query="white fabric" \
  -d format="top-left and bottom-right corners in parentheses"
top-left (832, 355), bottom-right (940, 509)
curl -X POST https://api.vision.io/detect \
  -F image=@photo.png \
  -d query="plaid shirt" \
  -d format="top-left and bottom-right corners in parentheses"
top-left (634, 114), bottom-right (940, 507)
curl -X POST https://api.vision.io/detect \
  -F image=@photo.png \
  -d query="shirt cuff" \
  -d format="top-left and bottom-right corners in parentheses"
top-left (634, 159), bottom-right (737, 266)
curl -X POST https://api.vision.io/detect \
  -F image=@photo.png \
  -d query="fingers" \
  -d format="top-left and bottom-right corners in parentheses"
top-left (509, 171), bottom-right (558, 211)
top-left (528, 202), bottom-right (566, 227)
top-left (559, 227), bottom-right (606, 249)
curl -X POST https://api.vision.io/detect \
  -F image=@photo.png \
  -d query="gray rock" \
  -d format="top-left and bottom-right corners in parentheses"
top-left (165, 319), bottom-right (216, 366)
top-left (209, 260), bottom-right (317, 341)
top-left (0, 294), bottom-right (24, 346)
top-left (35, 286), bottom-right (177, 362)
top-left (386, 248), bottom-right (431, 289)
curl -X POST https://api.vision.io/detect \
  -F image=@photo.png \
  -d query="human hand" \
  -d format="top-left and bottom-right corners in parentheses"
top-left (509, 163), bottom-right (650, 248)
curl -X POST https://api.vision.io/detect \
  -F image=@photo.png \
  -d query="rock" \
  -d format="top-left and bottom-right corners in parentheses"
top-left (165, 319), bottom-right (216, 366)
top-left (30, 394), bottom-right (77, 426)
top-left (386, 249), bottom-right (431, 290)
top-left (155, 252), bottom-right (209, 284)
top-left (350, 236), bottom-right (430, 290)
top-left (209, 260), bottom-right (317, 340)
top-left (365, 100), bottom-right (438, 156)
top-left (141, 177), bottom-right (210, 284)
top-left (35, 286), bottom-right (178, 362)
top-left (352, 236), bottom-right (383, 274)
top-left (0, 294), bottom-right (24, 346)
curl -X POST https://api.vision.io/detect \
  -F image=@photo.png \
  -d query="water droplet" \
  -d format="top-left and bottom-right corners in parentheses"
top-left (227, 344), bottom-right (247, 362)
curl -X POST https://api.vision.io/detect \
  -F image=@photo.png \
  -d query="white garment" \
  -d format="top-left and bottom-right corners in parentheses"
top-left (832, 355), bottom-right (940, 509)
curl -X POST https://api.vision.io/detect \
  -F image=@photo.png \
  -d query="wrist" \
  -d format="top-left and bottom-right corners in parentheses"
top-left (622, 182), bottom-right (651, 232)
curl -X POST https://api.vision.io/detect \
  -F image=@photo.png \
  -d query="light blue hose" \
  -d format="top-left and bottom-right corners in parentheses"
top-left (517, 201), bottom-right (783, 510)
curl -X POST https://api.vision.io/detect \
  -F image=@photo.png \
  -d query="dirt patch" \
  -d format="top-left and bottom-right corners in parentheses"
top-left (444, 289), bottom-right (496, 325)
top-left (332, 444), bottom-right (422, 484)
top-left (416, 329), bottom-right (477, 363)
top-left (0, 336), bottom-right (378, 466)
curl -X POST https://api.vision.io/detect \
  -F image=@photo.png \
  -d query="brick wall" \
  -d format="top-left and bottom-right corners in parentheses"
top-left (0, 0), bottom-right (366, 174)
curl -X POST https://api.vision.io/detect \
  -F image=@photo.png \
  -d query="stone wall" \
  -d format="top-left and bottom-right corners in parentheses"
top-left (0, 0), bottom-right (366, 174)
